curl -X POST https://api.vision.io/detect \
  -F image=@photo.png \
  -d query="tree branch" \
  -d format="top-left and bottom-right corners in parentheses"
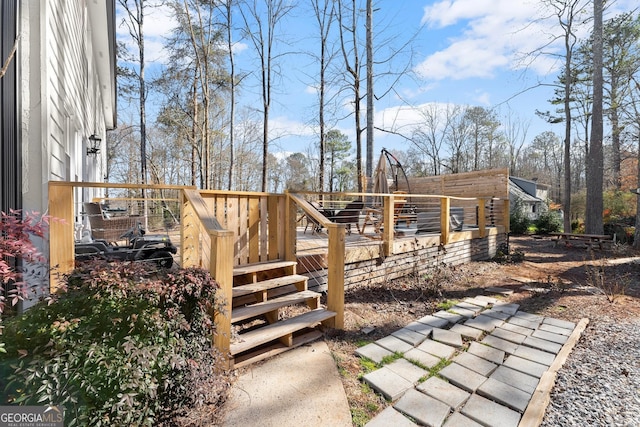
top-left (0, 36), bottom-right (20, 79)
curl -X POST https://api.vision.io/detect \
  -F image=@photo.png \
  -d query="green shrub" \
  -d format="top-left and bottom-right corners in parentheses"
top-left (534, 210), bottom-right (562, 234)
top-left (1, 261), bottom-right (230, 426)
top-left (509, 200), bottom-right (530, 235)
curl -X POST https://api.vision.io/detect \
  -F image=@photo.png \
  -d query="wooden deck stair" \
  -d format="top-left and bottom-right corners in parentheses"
top-left (230, 259), bottom-right (335, 368)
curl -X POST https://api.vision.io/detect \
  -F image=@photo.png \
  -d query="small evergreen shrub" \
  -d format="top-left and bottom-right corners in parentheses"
top-left (534, 211), bottom-right (562, 234)
top-left (509, 200), bottom-right (530, 235)
top-left (1, 261), bottom-right (230, 426)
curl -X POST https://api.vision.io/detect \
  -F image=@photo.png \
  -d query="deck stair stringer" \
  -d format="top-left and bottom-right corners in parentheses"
top-left (230, 259), bottom-right (335, 368)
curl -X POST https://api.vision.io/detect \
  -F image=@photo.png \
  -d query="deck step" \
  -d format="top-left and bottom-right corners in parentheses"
top-left (233, 260), bottom-right (297, 277)
top-left (232, 274), bottom-right (309, 298)
top-left (232, 290), bottom-right (321, 323)
top-left (230, 308), bottom-right (336, 356)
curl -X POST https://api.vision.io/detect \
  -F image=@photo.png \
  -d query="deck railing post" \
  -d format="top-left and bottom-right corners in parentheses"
top-left (503, 199), bottom-right (510, 233)
top-left (211, 229), bottom-right (234, 367)
top-left (382, 195), bottom-right (394, 256)
top-left (440, 197), bottom-right (451, 245)
top-left (478, 198), bottom-right (486, 238)
top-left (283, 192), bottom-right (297, 262)
top-left (180, 191), bottom-right (200, 268)
top-left (325, 223), bottom-right (345, 329)
top-left (267, 195), bottom-right (281, 261)
top-left (48, 183), bottom-right (75, 293)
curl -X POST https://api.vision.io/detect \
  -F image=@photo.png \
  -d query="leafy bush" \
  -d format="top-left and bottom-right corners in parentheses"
top-left (509, 200), bottom-right (530, 235)
top-left (1, 261), bottom-right (231, 426)
top-left (0, 210), bottom-right (54, 354)
top-left (534, 210), bottom-right (562, 234)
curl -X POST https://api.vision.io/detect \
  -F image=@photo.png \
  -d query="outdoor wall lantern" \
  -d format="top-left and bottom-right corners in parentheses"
top-left (87, 134), bottom-right (102, 155)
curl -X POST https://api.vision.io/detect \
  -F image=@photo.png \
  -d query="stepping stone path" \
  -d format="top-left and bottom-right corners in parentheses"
top-left (358, 291), bottom-right (580, 427)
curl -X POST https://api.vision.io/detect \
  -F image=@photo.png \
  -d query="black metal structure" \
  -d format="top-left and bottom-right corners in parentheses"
top-left (381, 148), bottom-right (411, 194)
top-left (1, 0), bottom-right (21, 214)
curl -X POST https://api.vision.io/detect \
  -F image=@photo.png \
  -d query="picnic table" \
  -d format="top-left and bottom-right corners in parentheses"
top-left (550, 232), bottom-right (612, 250)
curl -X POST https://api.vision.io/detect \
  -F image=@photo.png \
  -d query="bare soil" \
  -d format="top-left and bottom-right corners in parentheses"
top-left (324, 235), bottom-right (640, 426)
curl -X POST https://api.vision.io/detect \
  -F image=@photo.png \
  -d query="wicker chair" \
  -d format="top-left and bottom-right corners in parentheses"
top-left (83, 202), bottom-right (139, 242)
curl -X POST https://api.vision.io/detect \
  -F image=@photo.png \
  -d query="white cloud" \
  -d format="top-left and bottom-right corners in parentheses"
top-left (415, 0), bottom-right (580, 81)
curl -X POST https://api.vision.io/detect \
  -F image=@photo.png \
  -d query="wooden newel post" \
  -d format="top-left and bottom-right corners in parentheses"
top-left (49, 183), bottom-right (75, 293)
top-left (211, 229), bottom-right (234, 365)
top-left (325, 223), bottom-right (345, 329)
top-left (180, 192), bottom-right (200, 268)
top-left (478, 198), bottom-right (486, 238)
top-left (440, 197), bottom-right (451, 245)
top-left (382, 195), bottom-right (394, 256)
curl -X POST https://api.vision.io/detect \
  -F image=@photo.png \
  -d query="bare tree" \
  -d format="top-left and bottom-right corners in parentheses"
top-left (336, 0), bottom-right (364, 191)
top-left (240, 0), bottom-right (295, 192)
top-left (540, 0), bottom-right (589, 232)
top-left (119, 0), bottom-right (150, 186)
top-left (410, 103), bottom-right (445, 175)
top-left (218, 0), bottom-right (240, 190)
top-left (310, 0), bottom-right (336, 192)
top-left (585, 0), bottom-right (604, 234)
top-left (502, 108), bottom-right (530, 176)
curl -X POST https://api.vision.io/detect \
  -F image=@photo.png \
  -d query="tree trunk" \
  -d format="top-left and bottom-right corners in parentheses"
top-left (585, 0), bottom-right (604, 235)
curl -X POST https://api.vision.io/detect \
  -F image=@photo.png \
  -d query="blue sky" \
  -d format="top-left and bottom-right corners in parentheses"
top-left (118, 0), bottom-right (638, 158)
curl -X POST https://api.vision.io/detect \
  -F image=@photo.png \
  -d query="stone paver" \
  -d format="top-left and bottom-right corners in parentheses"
top-left (417, 339), bottom-right (456, 359)
top-left (355, 343), bottom-right (394, 364)
top-left (477, 377), bottom-right (532, 412)
top-left (481, 308), bottom-right (511, 321)
top-left (358, 296), bottom-right (582, 427)
top-left (404, 348), bottom-right (441, 368)
top-left (417, 315), bottom-right (451, 329)
top-left (392, 328), bottom-right (429, 346)
top-left (481, 334), bottom-right (519, 354)
top-left (532, 329), bottom-right (569, 345)
top-left (443, 412), bottom-right (483, 427)
top-left (490, 365), bottom-right (540, 395)
top-left (385, 358), bottom-right (428, 384)
top-left (464, 297), bottom-right (491, 308)
top-left (432, 327), bottom-right (463, 348)
top-left (502, 355), bottom-right (549, 378)
top-left (461, 394), bottom-right (521, 427)
top-left (468, 341), bottom-right (505, 364)
top-left (500, 322), bottom-right (535, 336)
top-left (464, 314), bottom-right (504, 332)
top-left (491, 327), bottom-right (527, 344)
top-left (507, 316), bottom-right (541, 330)
top-left (376, 335), bottom-right (415, 354)
top-left (453, 351), bottom-right (498, 376)
top-left (542, 317), bottom-right (576, 330)
top-left (439, 363), bottom-right (488, 392)
top-left (404, 321), bottom-right (434, 336)
top-left (362, 367), bottom-right (414, 401)
top-left (394, 389), bottom-right (450, 427)
top-left (475, 295), bottom-right (501, 304)
top-left (538, 322), bottom-right (572, 336)
top-left (433, 310), bottom-right (464, 324)
top-left (365, 406), bottom-right (417, 427)
top-left (492, 302), bottom-right (520, 315)
top-left (449, 306), bottom-right (477, 318)
top-left (417, 376), bottom-right (470, 409)
top-left (513, 344), bottom-right (556, 366)
top-left (513, 311), bottom-right (544, 323)
top-left (456, 301), bottom-right (485, 313)
top-left (450, 323), bottom-right (484, 340)
top-left (522, 335), bottom-right (563, 354)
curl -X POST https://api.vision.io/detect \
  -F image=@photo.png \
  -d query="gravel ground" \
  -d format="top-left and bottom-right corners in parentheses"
top-left (541, 317), bottom-right (640, 427)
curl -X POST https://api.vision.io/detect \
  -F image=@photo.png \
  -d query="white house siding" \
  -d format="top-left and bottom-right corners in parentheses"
top-left (16, 0), bottom-right (114, 308)
top-left (21, 0), bottom-right (109, 215)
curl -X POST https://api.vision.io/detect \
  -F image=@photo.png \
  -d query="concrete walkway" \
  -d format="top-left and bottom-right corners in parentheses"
top-left (358, 293), bottom-right (587, 427)
top-left (222, 340), bottom-right (352, 427)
